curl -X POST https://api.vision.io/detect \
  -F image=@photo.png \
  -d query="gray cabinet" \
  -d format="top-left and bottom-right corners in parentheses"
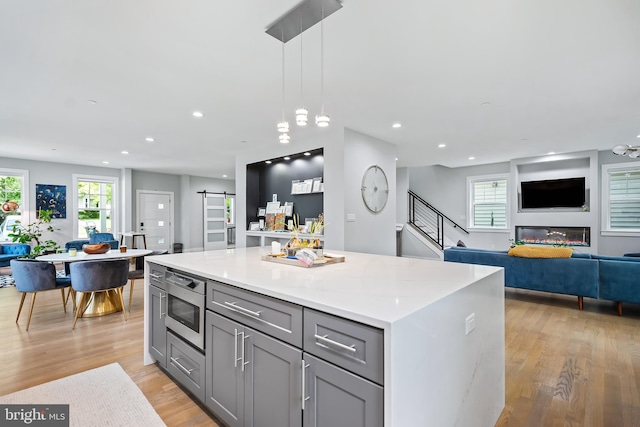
top-left (149, 284), bottom-right (167, 367)
top-left (303, 353), bottom-right (383, 427)
top-left (205, 311), bottom-right (302, 427)
top-left (167, 331), bottom-right (206, 403)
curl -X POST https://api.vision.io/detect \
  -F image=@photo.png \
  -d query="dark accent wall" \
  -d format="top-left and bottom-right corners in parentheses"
top-left (246, 148), bottom-right (324, 229)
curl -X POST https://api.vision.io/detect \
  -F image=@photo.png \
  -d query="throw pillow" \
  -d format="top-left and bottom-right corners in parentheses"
top-left (508, 245), bottom-right (573, 258)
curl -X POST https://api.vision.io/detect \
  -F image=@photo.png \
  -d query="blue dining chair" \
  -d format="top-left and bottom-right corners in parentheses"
top-left (10, 259), bottom-right (75, 331)
top-left (69, 258), bottom-right (130, 329)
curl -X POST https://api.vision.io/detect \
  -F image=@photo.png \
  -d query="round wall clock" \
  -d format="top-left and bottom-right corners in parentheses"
top-left (361, 165), bottom-right (389, 213)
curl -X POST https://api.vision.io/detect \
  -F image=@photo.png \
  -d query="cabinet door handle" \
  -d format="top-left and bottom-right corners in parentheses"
top-left (314, 334), bottom-right (357, 353)
top-left (241, 332), bottom-right (250, 372)
top-left (301, 360), bottom-right (310, 410)
top-left (170, 357), bottom-right (194, 376)
top-left (159, 293), bottom-right (165, 319)
top-left (234, 328), bottom-right (241, 368)
top-left (224, 301), bottom-right (262, 318)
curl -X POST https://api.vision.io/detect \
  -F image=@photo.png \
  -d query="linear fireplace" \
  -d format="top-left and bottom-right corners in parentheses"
top-left (515, 226), bottom-right (590, 247)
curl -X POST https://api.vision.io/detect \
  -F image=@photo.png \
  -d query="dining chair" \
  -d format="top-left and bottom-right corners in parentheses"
top-left (11, 259), bottom-right (75, 331)
top-left (128, 250), bottom-right (168, 311)
top-left (69, 258), bottom-right (129, 329)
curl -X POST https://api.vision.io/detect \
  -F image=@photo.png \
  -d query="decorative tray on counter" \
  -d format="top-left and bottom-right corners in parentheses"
top-left (261, 253), bottom-right (345, 268)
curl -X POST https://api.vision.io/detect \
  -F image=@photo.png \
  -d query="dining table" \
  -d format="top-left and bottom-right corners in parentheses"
top-left (36, 249), bottom-right (152, 317)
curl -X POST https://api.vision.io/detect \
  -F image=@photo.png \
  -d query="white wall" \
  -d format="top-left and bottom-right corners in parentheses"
top-left (343, 129), bottom-right (397, 256)
top-left (408, 162), bottom-right (512, 251)
top-left (0, 157), bottom-right (121, 247)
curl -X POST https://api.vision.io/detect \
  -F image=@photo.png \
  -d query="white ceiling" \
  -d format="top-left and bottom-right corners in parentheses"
top-left (1, 0), bottom-right (639, 179)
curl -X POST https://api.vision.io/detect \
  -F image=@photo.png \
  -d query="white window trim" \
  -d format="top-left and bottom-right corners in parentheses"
top-left (601, 161), bottom-right (640, 236)
top-left (467, 173), bottom-right (510, 232)
top-left (0, 167), bottom-right (29, 224)
top-left (72, 174), bottom-right (119, 239)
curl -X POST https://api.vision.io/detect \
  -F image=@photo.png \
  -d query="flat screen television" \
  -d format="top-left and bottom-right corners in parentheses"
top-left (520, 177), bottom-right (586, 209)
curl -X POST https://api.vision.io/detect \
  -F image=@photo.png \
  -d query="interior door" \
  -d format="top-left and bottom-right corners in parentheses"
top-left (204, 193), bottom-right (227, 251)
top-left (137, 191), bottom-right (173, 252)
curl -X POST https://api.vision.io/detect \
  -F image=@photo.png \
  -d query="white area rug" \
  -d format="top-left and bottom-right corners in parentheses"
top-left (0, 363), bottom-right (166, 427)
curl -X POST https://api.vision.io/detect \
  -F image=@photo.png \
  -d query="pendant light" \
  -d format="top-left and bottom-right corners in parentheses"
top-left (295, 12), bottom-right (308, 126)
top-left (315, 0), bottom-right (330, 127)
top-left (277, 28), bottom-right (290, 137)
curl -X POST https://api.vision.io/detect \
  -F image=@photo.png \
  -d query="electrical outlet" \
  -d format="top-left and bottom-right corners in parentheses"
top-left (346, 214), bottom-right (356, 222)
top-left (465, 313), bottom-right (476, 335)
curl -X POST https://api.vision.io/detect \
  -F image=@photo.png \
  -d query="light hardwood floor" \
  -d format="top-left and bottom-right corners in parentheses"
top-left (1, 276), bottom-right (639, 426)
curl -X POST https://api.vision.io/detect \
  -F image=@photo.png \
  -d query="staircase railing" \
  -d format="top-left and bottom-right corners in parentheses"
top-left (408, 190), bottom-right (469, 250)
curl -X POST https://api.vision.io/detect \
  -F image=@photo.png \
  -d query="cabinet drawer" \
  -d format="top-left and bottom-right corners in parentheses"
top-left (148, 262), bottom-right (167, 289)
top-left (303, 308), bottom-right (384, 385)
top-left (167, 331), bottom-right (206, 403)
top-left (207, 281), bottom-right (303, 347)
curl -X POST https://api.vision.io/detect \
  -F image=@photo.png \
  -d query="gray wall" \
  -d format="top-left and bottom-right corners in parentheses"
top-left (0, 157), bottom-right (235, 252)
top-left (0, 157), bottom-right (121, 247)
top-left (405, 150), bottom-right (640, 256)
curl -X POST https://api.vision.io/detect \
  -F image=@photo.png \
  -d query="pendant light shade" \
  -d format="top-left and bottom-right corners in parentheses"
top-left (296, 108), bottom-right (308, 126)
top-left (277, 121), bottom-right (290, 133)
top-left (279, 133), bottom-right (291, 144)
top-left (315, 113), bottom-right (330, 127)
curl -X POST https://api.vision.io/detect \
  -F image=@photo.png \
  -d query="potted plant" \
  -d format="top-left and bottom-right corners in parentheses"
top-left (8, 209), bottom-right (60, 257)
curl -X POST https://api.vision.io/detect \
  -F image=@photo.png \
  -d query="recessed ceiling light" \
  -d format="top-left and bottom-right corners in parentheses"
top-left (145, 137), bottom-right (154, 142)
top-left (304, 152), bottom-right (311, 156)
top-left (265, 160), bottom-right (272, 164)
top-left (102, 161), bottom-right (109, 164)
top-left (121, 151), bottom-right (129, 155)
top-left (395, 158), bottom-right (398, 161)
top-left (88, 100), bottom-right (97, 105)
top-left (192, 111), bottom-right (204, 118)
top-left (392, 123), bottom-right (402, 128)
top-left (284, 156), bottom-right (290, 160)
top-left (481, 102), bottom-right (490, 107)
top-left (637, 134), bottom-right (640, 138)
top-left (438, 143), bottom-right (446, 148)
top-left (222, 174), bottom-right (228, 178)
top-left (468, 156), bottom-right (475, 160)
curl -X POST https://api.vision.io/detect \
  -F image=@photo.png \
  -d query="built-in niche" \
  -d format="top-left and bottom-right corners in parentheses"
top-left (246, 148), bottom-right (324, 230)
top-left (517, 157), bottom-right (590, 212)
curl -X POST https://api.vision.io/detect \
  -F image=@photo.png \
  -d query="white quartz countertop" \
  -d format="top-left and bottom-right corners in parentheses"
top-left (147, 247), bottom-right (502, 328)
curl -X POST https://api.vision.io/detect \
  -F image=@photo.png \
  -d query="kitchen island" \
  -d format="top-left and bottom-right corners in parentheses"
top-left (143, 247), bottom-right (505, 427)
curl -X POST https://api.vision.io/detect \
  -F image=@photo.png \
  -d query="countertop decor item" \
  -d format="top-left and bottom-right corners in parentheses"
top-left (82, 242), bottom-right (111, 254)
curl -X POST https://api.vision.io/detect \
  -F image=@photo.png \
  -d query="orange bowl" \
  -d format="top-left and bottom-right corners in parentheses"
top-left (82, 242), bottom-right (111, 254)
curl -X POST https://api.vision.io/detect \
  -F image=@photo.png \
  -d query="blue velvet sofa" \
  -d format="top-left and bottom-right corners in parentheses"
top-left (444, 246), bottom-right (640, 314)
top-left (592, 254), bottom-right (640, 315)
top-left (0, 243), bottom-right (31, 267)
top-left (65, 233), bottom-right (119, 251)
top-left (443, 246), bottom-right (599, 310)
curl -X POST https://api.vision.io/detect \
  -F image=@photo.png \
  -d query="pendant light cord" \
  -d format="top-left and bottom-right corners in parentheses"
top-left (281, 27), bottom-right (286, 121)
top-left (300, 12), bottom-right (304, 106)
top-left (320, 1), bottom-right (325, 112)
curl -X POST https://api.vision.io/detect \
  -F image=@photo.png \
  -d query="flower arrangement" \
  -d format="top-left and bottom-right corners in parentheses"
top-left (286, 213), bottom-right (326, 254)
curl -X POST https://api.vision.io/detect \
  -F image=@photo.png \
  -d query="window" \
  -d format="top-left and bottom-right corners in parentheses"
top-left (0, 168), bottom-right (29, 241)
top-left (72, 174), bottom-right (118, 239)
top-left (467, 174), bottom-right (508, 229)
top-left (602, 163), bottom-right (640, 235)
